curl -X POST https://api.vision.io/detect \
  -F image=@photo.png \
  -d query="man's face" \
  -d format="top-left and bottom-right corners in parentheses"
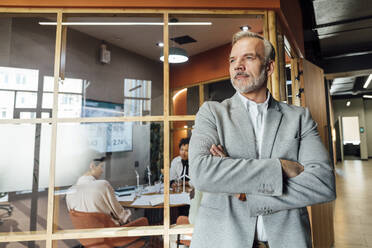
top-left (229, 37), bottom-right (268, 94)
top-left (179, 144), bottom-right (189, 160)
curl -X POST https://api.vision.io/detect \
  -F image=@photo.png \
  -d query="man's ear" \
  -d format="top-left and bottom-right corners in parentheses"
top-left (89, 162), bottom-right (95, 170)
top-left (266, 60), bottom-right (275, 76)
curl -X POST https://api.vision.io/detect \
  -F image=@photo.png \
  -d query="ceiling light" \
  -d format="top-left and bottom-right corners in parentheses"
top-left (363, 95), bottom-right (372, 99)
top-left (156, 42), bottom-right (164, 47)
top-left (363, 74), bottom-right (372, 88)
top-left (240, 25), bottom-right (251, 31)
top-left (160, 47), bottom-right (188, 64)
top-left (184, 125), bottom-right (188, 128)
top-left (346, 101), bottom-right (351, 107)
top-left (39, 21), bottom-right (212, 26)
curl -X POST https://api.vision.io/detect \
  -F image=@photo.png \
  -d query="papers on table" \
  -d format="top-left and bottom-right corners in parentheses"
top-left (170, 193), bottom-right (191, 205)
top-left (130, 193), bottom-right (190, 206)
top-left (116, 193), bottom-right (135, 202)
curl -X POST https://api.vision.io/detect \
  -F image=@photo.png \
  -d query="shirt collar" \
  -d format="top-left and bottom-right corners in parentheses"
top-left (238, 91), bottom-right (270, 112)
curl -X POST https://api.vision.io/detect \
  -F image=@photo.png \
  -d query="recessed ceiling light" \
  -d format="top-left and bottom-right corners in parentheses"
top-left (346, 101), bottom-right (351, 107)
top-left (363, 95), bottom-right (372, 99)
top-left (240, 25), bottom-right (251, 31)
top-left (156, 42), bottom-right (164, 47)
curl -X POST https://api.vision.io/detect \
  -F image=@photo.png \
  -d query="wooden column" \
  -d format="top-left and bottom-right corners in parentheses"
top-left (264, 11), bottom-right (272, 93)
top-left (268, 10), bottom-right (280, 101)
top-left (291, 57), bottom-right (300, 106)
top-left (198, 84), bottom-right (204, 107)
top-left (277, 32), bottom-right (287, 102)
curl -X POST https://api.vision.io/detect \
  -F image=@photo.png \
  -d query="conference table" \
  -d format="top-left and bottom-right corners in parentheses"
top-left (118, 184), bottom-right (191, 224)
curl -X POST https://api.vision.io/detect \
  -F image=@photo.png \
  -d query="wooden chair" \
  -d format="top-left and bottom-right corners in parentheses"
top-left (69, 210), bottom-right (149, 248)
top-left (175, 216), bottom-right (192, 248)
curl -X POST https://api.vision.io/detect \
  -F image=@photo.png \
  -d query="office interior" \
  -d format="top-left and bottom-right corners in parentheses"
top-left (0, 0), bottom-right (372, 247)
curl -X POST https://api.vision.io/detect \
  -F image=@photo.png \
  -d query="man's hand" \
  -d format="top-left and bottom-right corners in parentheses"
top-left (280, 159), bottom-right (304, 178)
top-left (209, 144), bottom-right (243, 200)
top-left (209, 144), bottom-right (227, 157)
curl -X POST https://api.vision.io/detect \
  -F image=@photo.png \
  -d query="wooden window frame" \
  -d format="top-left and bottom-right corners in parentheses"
top-left (0, 8), bottom-right (267, 248)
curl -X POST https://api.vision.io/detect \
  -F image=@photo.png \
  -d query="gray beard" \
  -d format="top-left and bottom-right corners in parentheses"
top-left (231, 68), bottom-right (267, 94)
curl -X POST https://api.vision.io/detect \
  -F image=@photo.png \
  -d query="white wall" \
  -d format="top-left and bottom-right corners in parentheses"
top-left (333, 98), bottom-right (369, 159)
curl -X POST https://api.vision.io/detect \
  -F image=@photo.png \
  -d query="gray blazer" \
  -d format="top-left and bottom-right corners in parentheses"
top-left (189, 93), bottom-right (336, 248)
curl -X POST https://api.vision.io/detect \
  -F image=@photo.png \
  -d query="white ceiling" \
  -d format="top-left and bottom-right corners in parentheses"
top-left (66, 15), bottom-right (263, 62)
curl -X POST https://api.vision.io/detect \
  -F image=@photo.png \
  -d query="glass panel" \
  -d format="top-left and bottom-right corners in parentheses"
top-left (0, 90), bottom-right (15, 119)
top-left (15, 92), bottom-right (37, 108)
top-left (170, 121), bottom-right (193, 225)
top-left (20, 111), bottom-right (36, 119)
top-left (172, 86), bottom-right (199, 115)
top-left (170, 233), bottom-right (192, 248)
top-left (59, 13), bottom-right (163, 118)
top-left (0, 124), bottom-right (51, 234)
top-left (0, 14), bottom-right (56, 119)
top-left (1, 241), bottom-right (46, 248)
top-left (169, 13), bottom-right (264, 110)
top-left (54, 236), bottom-right (163, 248)
top-left (54, 121), bottom-right (165, 232)
top-left (203, 80), bottom-right (235, 102)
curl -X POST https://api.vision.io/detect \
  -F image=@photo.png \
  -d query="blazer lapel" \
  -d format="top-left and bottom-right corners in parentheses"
top-left (230, 93), bottom-right (257, 158)
top-left (260, 98), bottom-right (283, 158)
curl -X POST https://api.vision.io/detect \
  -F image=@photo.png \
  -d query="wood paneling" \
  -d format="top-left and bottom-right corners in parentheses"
top-left (301, 58), bottom-right (335, 248)
top-left (170, 44), bottom-right (231, 89)
top-left (268, 10), bottom-right (280, 101)
top-left (0, 0), bottom-right (280, 9)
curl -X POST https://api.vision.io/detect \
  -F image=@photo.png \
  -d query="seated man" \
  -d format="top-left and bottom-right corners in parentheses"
top-left (170, 137), bottom-right (190, 186)
top-left (66, 157), bottom-right (131, 225)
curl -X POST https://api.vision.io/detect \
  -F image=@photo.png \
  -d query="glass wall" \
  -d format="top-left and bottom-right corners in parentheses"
top-left (0, 9), bottom-right (271, 248)
top-left (0, 14), bottom-right (56, 120)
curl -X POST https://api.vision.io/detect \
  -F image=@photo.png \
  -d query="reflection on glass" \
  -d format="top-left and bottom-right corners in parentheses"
top-left (0, 241), bottom-right (46, 248)
top-left (0, 66), bottom-right (39, 91)
top-left (0, 90), bottom-right (15, 119)
top-left (55, 14), bottom-right (164, 118)
top-left (0, 124), bottom-right (49, 234)
top-left (55, 236), bottom-right (162, 248)
top-left (54, 122), bottom-right (166, 233)
top-left (204, 79), bottom-right (235, 102)
top-left (0, 14), bottom-right (56, 119)
top-left (15, 92), bottom-right (37, 108)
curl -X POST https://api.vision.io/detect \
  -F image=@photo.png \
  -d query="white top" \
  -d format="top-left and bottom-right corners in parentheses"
top-left (66, 175), bottom-right (131, 225)
top-left (170, 156), bottom-right (186, 181)
top-left (238, 92), bottom-right (270, 242)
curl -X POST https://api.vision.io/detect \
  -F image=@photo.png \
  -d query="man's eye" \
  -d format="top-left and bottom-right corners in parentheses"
top-left (246, 56), bottom-right (255, 60)
top-left (229, 59), bottom-right (235, 63)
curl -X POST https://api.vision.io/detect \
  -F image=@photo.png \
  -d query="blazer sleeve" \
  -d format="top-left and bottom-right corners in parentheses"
top-left (247, 108), bottom-right (336, 216)
top-left (189, 102), bottom-right (283, 196)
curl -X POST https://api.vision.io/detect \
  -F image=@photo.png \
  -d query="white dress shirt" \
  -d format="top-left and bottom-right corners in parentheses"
top-left (238, 92), bottom-right (270, 242)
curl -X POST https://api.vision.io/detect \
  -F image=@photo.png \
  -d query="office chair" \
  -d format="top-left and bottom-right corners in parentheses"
top-left (0, 203), bottom-right (13, 225)
top-left (175, 216), bottom-right (192, 248)
top-left (69, 210), bottom-right (149, 248)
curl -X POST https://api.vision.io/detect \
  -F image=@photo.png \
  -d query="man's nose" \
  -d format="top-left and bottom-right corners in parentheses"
top-left (234, 59), bottom-right (245, 71)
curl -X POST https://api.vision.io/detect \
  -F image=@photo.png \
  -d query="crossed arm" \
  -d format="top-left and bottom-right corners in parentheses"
top-left (189, 103), bottom-right (336, 216)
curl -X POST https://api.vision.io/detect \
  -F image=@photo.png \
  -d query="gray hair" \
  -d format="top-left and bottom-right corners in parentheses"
top-left (232, 31), bottom-right (275, 64)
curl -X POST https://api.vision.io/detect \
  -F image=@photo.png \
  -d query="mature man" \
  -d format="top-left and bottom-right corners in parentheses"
top-left (189, 31), bottom-right (336, 248)
top-left (170, 137), bottom-right (190, 185)
top-left (66, 158), bottom-right (132, 225)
